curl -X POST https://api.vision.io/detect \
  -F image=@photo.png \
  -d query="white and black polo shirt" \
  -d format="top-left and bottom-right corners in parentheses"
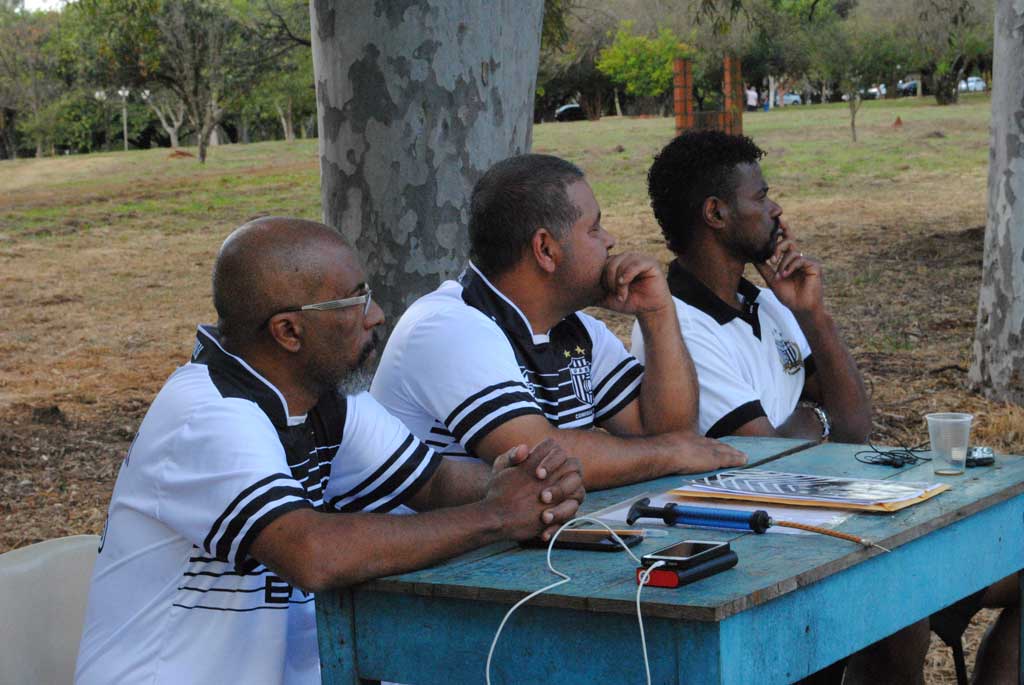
top-left (631, 262), bottom-right (814, 438)
top-left (371, 262), bottom-right (644, 460)
top-left (76, 325), bottom-right (441, 685)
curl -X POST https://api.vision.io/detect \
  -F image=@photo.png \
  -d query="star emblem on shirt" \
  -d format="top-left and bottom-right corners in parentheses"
top-left (563, 350), bottom-right (571, 358)
top-left (574, 346), bottom-right (584, 355)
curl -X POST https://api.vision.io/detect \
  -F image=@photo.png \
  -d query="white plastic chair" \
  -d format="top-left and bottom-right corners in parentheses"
top-left (0, 535), bottom-right (100, 685)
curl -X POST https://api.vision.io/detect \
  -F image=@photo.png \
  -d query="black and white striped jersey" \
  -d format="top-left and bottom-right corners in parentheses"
top-left (76, 325), bottom-right (441, 685)
top-left (371, 262), bottom-right (644, 460)
top-left (631, 262), bottom-right (813, 438)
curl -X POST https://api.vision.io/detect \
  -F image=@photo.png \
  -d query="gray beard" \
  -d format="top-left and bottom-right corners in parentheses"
top-left (335, 366), bottom-right (374, 397)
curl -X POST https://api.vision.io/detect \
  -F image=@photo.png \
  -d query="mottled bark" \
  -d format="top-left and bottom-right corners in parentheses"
top-left (311, 0), bottom-right (544, 327)
top-left (969, 0), bottom-right (1024, 404)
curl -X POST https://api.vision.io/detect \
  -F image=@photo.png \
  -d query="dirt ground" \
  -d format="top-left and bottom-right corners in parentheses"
top-left (1, 113), bottom-right (1021, 682)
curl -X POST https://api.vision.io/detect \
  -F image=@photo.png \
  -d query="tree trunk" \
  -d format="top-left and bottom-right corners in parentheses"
top-left (933, 64), bottom-right (964, 105)
top-left (767, 75), bottom-right (776, 111)
top-left (276, 99), bottom-right (296, 142)
top-left (848, 95), bottom-right (860, 143)
top-left (311, 0), bottom-right (544, 327)
top-left (613, 87), bottom-right (622, 116)
top-left (969, 0), bottom-right (1024, 404)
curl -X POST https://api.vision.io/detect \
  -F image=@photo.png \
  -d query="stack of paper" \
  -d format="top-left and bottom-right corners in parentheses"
top-left (673, 470), bottom-right (949, 512)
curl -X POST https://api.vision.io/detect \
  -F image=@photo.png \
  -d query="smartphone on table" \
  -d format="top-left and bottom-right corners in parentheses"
top-left (637, 539), bottom-right (737, 588)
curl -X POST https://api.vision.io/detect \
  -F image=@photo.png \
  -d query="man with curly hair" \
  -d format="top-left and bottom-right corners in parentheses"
top-left (635, 130), bottom-right (871, 444)
top-left (634, 130), bottom-right (932, 683)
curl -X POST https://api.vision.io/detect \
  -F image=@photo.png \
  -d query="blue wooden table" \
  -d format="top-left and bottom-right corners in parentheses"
top-left (317, 437), bottom-right (1024, 684)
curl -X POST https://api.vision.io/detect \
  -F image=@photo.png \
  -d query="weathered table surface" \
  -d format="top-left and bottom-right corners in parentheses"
top-left (317, 436), bottom-right (1024, 684)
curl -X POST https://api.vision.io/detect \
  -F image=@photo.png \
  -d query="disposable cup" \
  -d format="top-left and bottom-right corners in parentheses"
top-left (926, 413), bottom-right (973, 475)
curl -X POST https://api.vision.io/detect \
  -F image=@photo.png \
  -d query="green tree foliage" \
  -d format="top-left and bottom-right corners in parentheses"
top-left (597, 22), bottom-right (692, 99)
top-left (534, 5), bottom-right (617, 120)
top-left (0, 9), bottom-right (68, 157)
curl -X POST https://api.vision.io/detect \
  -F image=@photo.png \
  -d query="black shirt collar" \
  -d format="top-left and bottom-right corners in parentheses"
top-left (459, 262), bottom-right (550, 346)
top-left (667, 260), bottom-right (762, 338)
top-left (192, 325), bottom-right (292, 428)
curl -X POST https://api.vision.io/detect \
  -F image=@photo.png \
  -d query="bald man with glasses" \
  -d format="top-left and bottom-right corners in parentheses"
top-left (76, 216), bottom-right (584, 685)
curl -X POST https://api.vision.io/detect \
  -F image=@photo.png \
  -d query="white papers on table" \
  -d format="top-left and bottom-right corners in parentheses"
top-left (680, 470), bottom-right (945, 506)
top-left (594, 492), bottom-right (850, 536)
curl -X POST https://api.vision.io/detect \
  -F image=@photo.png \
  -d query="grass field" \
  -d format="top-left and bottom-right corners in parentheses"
top-left (0, 93), bottom-right (1018, 682)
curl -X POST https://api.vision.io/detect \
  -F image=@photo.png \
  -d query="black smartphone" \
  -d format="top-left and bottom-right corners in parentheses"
top-left (640, 540), bottom-right (730, 569)
top-left (519, 532), bottom-right (643, 552)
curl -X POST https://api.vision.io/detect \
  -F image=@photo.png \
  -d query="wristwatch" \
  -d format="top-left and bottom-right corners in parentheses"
top-left (811, 405), bottom-right (831, 440)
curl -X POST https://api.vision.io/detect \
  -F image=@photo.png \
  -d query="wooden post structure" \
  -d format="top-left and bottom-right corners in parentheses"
top-left (723, 54), bottom-right (743, 135)
top-left (673, 57), bottom-right (694, 136)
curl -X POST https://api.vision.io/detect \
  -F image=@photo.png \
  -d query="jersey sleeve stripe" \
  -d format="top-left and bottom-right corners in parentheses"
top-left (350, 449), bottom-right (443, 513)
top-left (592, 358), bottom-right (636, 395)
top-left (707, 400), bottom-right (767, 438)
top-left (330, 442), bottom-right (442, 512)
top-left (593, 365), bottom-right (644, 420)
top-left (449, 393), bottom-right (542, 444)
top-left (334, 433), bottom-right (416, 505)
top-left (203, 473), bottom-right (296, 553)
top-left (463, 406), bottom-right (545, 453)
top-left (232, 499), bottom-right (311, 567)
top-left (444, 381), bottom-right (536, 428)
top-left (216, 487), bottom-right (312, 564)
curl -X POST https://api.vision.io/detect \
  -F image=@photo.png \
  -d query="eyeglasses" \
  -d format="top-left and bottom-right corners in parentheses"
top-left (263, 288), bottom-right (373, 328)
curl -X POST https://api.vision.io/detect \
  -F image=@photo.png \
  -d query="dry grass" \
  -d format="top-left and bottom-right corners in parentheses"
top-left (0, 96), bottom-right (1018, 682)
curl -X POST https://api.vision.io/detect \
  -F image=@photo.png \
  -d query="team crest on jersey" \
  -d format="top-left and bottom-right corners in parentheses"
top-left (565, 348), bottom-right (593, 404)
top-left (772, 328), bottom-right (803, 375)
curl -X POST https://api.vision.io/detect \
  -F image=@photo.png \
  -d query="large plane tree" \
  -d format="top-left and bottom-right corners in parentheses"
top-left (310, 0), bottom-right (545, 325)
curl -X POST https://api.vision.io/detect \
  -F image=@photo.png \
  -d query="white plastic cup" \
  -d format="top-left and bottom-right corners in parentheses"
top-left (926, 413), bottom-right (973, 475)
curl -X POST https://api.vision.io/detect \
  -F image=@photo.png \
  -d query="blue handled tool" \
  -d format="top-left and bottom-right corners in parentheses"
top-left (625, 497), bottom-right (771, 533)
top-left (625, 497), bottom-right (879, 548)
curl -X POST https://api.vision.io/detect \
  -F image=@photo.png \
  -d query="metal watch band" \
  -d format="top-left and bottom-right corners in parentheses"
top-left (812, 405), bottom-right (831, 440)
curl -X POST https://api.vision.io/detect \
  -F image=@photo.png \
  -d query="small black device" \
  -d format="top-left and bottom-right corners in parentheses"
top-left (520, 531), bottom-right (643, 552)
top-left (640, 540), bottom-right (731, 569)
top-left (966, 446), bottom-right (995, 467)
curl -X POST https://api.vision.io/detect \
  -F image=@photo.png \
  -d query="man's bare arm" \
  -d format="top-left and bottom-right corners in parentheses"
top-left (597, 253), bottom-right (699, 436)
top-left (732, 409), bottom-right (825, 441)
top-left (755, 224), bottom-right (871, 443)
top-left (250, 441), bottom-right (583, 592)
top-left (474, 414), bottom-right (745, 490)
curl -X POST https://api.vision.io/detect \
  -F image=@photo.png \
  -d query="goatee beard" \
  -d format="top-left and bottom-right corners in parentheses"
top-left (336, 366), bottom-right (374, 397)
top-left (335, 331), bottom-right (381, 397)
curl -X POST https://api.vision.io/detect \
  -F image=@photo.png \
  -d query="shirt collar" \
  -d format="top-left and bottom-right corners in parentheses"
top-left (667, 260), bottom-right (762, 333)
top-left (460, 262), bottom-right (550, 345)
top-left (191, 325), bottom-right (292, 428)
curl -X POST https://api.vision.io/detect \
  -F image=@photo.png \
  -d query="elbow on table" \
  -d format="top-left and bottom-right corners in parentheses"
top-left (832, 412), bottom-right (873, 444)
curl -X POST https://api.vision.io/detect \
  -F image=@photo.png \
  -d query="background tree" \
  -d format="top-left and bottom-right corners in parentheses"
top-left (597, 22), bottom-right (691, 115)
top-left (534, 5), bottom-right (617, 120)
top-left (909, 0), bottom-right (993, 105)
top-left (0, 9), bottom-right (67, 157)
top-left (310, 0), bottom-right (545, 327)
top-left (142, 87), bottom-right (186, 148)
top-left (969, 0), bottom-right (1024, 404)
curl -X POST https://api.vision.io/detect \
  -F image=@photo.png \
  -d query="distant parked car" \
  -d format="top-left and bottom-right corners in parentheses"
top-left (777, 92), bottom-right (803, 105)
top-left (867, 84), bottom-right (887, 99)
top-left (554, 104), bottom-right (586, 122)
top-left (958, 76), bottom-right (986, 92)
top-left (898, 80), bottom-right (919, 96)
